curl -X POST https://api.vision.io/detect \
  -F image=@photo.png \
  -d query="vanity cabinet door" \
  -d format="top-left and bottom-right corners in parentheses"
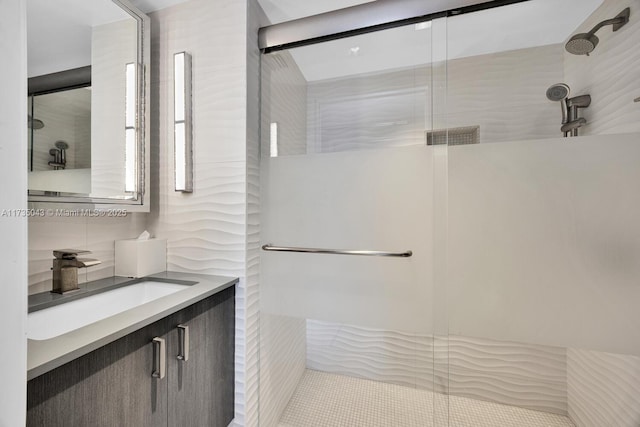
top-left (27, 317), bottom-right (172, 427)
top-left (27, 285), bottom-right (235, 427)
top-left (167, 286), bottom-right (235, 427)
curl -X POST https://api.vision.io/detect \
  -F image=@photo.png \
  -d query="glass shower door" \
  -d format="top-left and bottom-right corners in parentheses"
top-left (445, 1), bottom-right (640, 426)
top-left (258, 19), bottom-right (445, 427)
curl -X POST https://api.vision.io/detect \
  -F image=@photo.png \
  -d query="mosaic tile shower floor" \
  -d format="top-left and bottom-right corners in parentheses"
top-left (278, 370), bottom-right (574, 427)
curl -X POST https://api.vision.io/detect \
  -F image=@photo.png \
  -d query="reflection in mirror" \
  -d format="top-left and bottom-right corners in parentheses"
top-left (27, 0), bottom-right (149, 205)
top-left (28, 87), bottom-right (92, 194)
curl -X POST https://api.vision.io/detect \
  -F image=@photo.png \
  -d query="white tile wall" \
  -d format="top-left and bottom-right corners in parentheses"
top-left (567, 348), bottom-right (640, 427)
top-left (307, 320), bottom-right (568, 416)
top-left (148, 0), bottom-right (259, 424)
top-left (28, 214), bottom-right (147, 294)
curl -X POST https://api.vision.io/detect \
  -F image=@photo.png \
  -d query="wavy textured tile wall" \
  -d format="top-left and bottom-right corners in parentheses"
top-left (149, 0), bottom-right (259, 425)
top-left (446, 335), bottom-right (567, 415)
top-left (567, 348), bottom-right (640, 427)
top-left (304, 44), bottom-right (563, 154)
top-left (307, 320), bottom-right (568, 416)
top-left (245, 1), bottom-right (263, 425)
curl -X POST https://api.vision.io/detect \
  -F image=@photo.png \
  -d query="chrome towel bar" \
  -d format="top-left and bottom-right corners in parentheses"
top-left (261, 244), bottom-right (412, 258)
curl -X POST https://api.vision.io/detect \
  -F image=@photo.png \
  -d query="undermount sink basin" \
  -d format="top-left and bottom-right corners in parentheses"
top-left (28, 281), bottom-right (190, 340)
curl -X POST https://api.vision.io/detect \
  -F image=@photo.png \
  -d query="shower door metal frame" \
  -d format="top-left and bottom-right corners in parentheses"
top-left (259, 0), bottom-right (530, 53)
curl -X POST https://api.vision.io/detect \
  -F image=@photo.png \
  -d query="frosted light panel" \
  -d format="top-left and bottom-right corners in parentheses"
top-left (125, 63), bottom-right (136, 192)
top-left (125, 63), bottom-right (136, 127)
top-left (270, 122), bottom-right (278, 157)
top-left (174, 52), bottom-right (192, 192)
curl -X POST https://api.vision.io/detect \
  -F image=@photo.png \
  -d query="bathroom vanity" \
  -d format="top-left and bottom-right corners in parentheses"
top-left (26, 272), bottom-right (237, 427)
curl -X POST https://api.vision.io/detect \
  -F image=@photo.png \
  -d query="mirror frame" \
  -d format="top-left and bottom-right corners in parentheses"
top-left (27, 0), bottom-right (150, 211)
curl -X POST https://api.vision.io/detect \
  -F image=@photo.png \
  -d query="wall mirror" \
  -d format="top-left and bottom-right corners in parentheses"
top-left (27, 0), bottom-right (150, 208)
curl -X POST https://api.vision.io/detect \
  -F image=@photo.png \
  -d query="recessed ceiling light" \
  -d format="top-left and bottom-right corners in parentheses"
top-left (415, 21), bottom-right (432, 31)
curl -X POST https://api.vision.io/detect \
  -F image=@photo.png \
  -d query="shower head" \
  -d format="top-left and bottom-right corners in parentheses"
top-left (546, 83), bottom-right (570, 124)
top-left (565, 7), bottom-right (630, 56)
top-left (55, 140), bottom-right (69, 150)
top-left (28, 115), bottom-right (45, 130)
top-left (565, 33), bottom-right (599, 56)
top-left (546, 83), bottom-right (570, 102)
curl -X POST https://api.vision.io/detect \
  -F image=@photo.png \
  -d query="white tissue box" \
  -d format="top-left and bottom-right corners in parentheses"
top-left (115, 238), bottom-right (167, 278)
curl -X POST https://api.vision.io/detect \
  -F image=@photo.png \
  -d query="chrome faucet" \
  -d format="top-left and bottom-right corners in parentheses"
top-left (52, 249), bottom-right (101, 294)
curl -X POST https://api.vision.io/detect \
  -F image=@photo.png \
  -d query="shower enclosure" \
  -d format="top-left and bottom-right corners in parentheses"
top-left (258, 0), bottom-right (640, 426)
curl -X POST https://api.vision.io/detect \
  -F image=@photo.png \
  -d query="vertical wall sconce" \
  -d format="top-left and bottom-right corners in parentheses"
top-left (125, 62), bottom-right (137, 192)
top-left (174, 51), bottom-right (193, 192)
top-left (270, 122), bottom-right (278, 157)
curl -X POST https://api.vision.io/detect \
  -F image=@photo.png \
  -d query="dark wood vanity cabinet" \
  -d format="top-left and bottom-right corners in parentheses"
top-left (27, 286), bottom-right (235, 427)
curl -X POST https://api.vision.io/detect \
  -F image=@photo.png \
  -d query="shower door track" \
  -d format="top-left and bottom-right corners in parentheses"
top-left (259, 0), bottom-right (530, 53)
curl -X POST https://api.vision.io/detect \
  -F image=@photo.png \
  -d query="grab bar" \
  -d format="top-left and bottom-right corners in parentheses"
top-left (261, 244), bottom-right (412, 258)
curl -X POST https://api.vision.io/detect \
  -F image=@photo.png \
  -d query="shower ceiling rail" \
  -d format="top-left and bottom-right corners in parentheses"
top-left (261, 244), bottom-right (413, 257)
top-left (259, 0), bottom-right (529, 53)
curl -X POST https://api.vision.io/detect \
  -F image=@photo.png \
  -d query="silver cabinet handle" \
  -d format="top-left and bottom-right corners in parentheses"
top-left (152, 337), bottom-right (166, 379)
top-left (177, 324), bottom-right (189, 362)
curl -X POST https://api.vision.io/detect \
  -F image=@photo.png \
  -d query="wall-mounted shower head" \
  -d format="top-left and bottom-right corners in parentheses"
top-left (546, 83), bottom-right (570, 124)
top-left (565, 33), bottom-right (599, 56)
top-left (54, 140), bottom-right (69, 150)
top-left (28, 115), bottom-right (44, 130)
top-left (565, 7), bottom-right (630, 56)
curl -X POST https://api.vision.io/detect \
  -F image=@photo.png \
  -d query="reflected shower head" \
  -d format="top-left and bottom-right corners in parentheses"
top-left (565, 7), bottom-right (630, 56)
top-left (546, 83), bottom-right (570, 124)
top-left (28, 115), bottom-right (44, 130)
top-left (55, 140), bottom-right (69, 150)
top-left (565, 33), bottom-right (599, 56)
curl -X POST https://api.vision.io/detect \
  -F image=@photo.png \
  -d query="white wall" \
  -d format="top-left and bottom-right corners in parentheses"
top-left (0, 0), bottom-right (28, 425)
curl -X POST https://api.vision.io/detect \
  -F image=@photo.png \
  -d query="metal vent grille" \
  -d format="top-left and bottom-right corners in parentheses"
top-left (426, 126), bottom-right (480, 146)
